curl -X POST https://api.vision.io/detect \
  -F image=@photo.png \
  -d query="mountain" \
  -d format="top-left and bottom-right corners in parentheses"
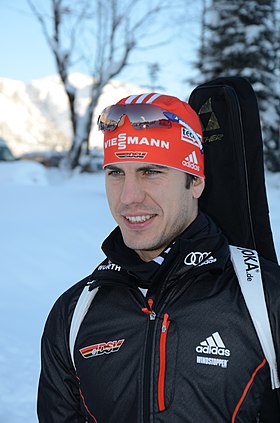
top-left (0, 73), bottom-right (144, 157)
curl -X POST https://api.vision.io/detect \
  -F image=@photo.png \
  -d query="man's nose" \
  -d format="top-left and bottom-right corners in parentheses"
top-left (120, 175), bottom-right (146, 205)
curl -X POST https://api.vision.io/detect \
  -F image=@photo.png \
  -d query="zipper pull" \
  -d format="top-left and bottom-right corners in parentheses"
top-left (161, 313), bottom-right (169, 332)
top-left (142, 298), bottom-right (156, 320)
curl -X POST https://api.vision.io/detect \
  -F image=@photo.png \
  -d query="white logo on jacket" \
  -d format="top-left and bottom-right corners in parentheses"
top-left (196, 332), bottom-right (230, 369)
top-left (184, 251), bottom-right (217, 266)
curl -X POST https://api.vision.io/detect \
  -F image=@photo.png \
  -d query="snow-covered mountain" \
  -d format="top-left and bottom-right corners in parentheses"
top-left (0, 77), bottom-right (69, 156)
top-left (0, 73), bottom-right (145, 156)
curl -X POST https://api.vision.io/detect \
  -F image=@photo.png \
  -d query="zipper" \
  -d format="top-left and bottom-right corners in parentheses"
top-left (142, 299), bottom-right (171, 419)
top-left (158, 313), bottom-right (170, 412)
top-left (142, 298), bottom-right (156, 320)
top-left (142, 298), bottom-right (157, 423)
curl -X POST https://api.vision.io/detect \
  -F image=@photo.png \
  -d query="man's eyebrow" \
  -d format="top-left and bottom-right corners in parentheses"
top-left (104, 165), bottom-right (121, 171)
top-left (137, 165), bottom-right (169, 171)
top-left (104, 164), bottom-right (169, 172)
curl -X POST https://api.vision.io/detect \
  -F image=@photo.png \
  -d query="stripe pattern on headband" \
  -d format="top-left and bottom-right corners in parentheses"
top-left (125, 93), bottom-right (162, 104)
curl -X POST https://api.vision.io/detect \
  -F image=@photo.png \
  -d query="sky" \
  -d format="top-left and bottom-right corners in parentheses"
top-left (0, 0), bottom-right (201, 98)
top-left (0, 161), bottom-right (279, 422)
top-left (1, 2), bottom-right (55, 79)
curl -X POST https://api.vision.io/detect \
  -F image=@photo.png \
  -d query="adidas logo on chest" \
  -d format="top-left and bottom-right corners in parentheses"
top-left (196, 332), bottom-right (230, 357)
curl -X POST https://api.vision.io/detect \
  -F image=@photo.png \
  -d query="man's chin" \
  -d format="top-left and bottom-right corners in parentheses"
top-left (122, 236), bottom-right (166, 261)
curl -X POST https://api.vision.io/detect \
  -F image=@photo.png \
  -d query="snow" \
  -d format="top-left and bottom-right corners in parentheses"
top-left (0, 161), bottom-right (279, 422)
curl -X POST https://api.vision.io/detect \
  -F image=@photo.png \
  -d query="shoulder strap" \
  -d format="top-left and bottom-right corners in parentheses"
top-left (230, 245), bottom-right (280, 389)
top-left (69, 283), bottom-right (99, 369)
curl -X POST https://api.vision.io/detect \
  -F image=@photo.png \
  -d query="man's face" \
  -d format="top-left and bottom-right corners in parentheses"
top-left (105, 163), bottom-right (205, 261)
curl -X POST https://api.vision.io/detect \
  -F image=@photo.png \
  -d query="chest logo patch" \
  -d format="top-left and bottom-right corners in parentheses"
top-left (80, 339), bottom-right (125, 359)
top-left (196, 332), bottom-right (230, 369)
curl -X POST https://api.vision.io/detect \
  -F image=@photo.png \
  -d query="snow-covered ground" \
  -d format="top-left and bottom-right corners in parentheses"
top-left (0, 161), bottom-right (279, 423)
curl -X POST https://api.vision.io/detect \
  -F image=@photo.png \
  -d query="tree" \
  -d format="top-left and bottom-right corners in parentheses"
top-left (27, 0), bottom-right (177, 169)
top-left (146, 63), bottom-right (164, 92)
top-left (196, 0), bottom-right (280, 171)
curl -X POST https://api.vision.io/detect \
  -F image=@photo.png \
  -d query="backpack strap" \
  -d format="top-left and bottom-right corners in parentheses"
top-left (230, 245), bottom-right (280, 389)
top-left (69, 283), bottom-right (99, 369)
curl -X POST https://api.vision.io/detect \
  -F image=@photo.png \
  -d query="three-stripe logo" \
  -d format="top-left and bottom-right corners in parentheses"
top-left (185, 151), bottom-right (198, 164)
top-left (196, 332), bottom-right (231, 356)
top-left (182, 150), bottom-right (200, 172)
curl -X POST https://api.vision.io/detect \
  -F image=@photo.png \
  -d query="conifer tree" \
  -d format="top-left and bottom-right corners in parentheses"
top-left (197, 0), bottom-right (280, 170)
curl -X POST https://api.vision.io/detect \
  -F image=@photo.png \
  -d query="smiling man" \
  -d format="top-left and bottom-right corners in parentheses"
top-left (105, 162), bottom-right (204, 261)
top-left (37, 93), bottom-right (280, 422)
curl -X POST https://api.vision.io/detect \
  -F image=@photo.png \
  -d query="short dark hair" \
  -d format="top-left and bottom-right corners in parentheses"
top-left (185, 173), bottom-right (197, 189)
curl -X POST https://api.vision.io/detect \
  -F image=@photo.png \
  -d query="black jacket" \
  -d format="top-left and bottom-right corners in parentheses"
top-left (37, 213), bottom-right (280, 422)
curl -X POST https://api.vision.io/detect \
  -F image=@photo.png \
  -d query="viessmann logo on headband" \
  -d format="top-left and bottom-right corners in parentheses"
top-left (104, 132), bottom-right (170, 150)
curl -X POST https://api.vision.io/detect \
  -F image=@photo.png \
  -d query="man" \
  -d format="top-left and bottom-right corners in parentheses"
top-left (37, 93), bottom-right (280, 422)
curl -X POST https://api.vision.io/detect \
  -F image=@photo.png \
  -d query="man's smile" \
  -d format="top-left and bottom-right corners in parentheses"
top-left (124, 214), bottom-right (156, 223)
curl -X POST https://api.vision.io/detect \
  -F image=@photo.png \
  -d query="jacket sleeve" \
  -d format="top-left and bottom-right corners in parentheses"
top-left (37, 290), bottom-right (87, 423)
top-left (260, 259), bottom-right (280, 422)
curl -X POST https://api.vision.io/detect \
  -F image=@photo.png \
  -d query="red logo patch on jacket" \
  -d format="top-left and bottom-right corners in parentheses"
top-left (80, 339), bottom-right (125, 359)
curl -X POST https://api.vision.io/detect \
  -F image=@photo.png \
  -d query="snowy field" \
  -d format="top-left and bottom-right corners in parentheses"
top-left (0, 160), bottom-right (279, 423)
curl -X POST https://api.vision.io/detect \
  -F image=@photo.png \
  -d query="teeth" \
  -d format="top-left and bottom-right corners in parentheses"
top-left (125, 215), bottom-right (154, 223)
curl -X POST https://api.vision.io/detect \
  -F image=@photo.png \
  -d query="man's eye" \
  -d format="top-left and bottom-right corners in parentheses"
top-left (144, 169), bottom-right (161, 175)
top-left (107, 170), bottom-right (123, 176)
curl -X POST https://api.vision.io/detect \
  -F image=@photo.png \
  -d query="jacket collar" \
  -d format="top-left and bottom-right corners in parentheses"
top-left (90, 213), bottom-right (230, 290)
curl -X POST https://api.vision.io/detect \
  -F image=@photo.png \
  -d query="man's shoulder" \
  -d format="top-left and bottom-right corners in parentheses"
top-left (229, 246), bottom-right (280, 296)
top-left (230, 245), bottom-right (280, 278)
top-left (54, 257), bottom-right (109, 311)
top-left (59, 275), bottom-right (92, 307)
top-left (43, 275), bottom-right (92, 333)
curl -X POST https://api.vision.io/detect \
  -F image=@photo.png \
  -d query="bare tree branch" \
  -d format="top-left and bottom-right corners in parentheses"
top-left (27, 0), bottom-right (184, 169)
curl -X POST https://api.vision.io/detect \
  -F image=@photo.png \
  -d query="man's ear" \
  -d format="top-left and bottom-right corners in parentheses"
top-left (192, 177), bottom-right (205, 199)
